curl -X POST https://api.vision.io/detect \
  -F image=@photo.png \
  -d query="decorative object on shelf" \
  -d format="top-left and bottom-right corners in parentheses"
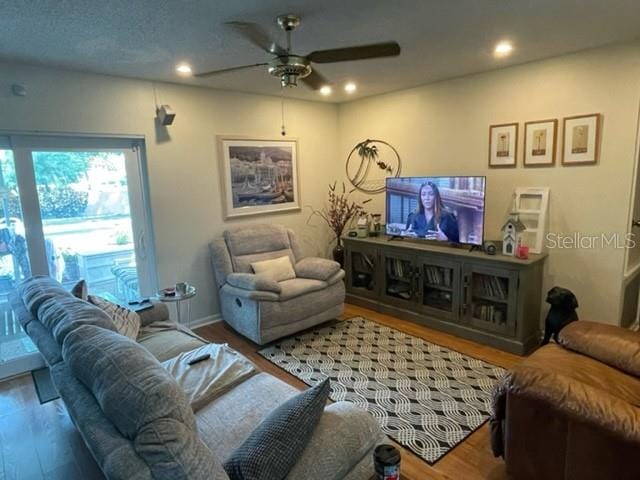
top-left (217, 136), bottom-right (300, 219)
top-left (369, 214), bottom-right (382, 237)
top-left (483, 241), bottom-right (499, 255)
top-left (501, 214), bottom-right (526, 256)
top-left (346, 139), bottom-right (401, 194)
top-left (356, 214), bottom-right (369, 238)
top-left (512, 187), bottom-right (550, 254)
top-left (489, 123), bottom-right (518, 168)
top-left (562, 113), bottom-right (601, 165)
top-left (515, 244), bottom-right (529, 260)
top-left (307, 182), bottom-right (370, 266)
top-left (524, 119), bottom-right (557, 167)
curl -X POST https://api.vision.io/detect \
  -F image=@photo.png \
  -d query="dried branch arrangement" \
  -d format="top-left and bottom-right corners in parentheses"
top-left (309, 182), bottom-right (371, 244)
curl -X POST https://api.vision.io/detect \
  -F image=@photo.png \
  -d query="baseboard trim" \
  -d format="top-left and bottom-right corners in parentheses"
top-left (190, 314), bottom-right (222, 329)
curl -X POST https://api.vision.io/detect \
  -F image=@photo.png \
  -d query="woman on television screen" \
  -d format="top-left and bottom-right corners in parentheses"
top-left (406, 182), bottom-right (460, 242)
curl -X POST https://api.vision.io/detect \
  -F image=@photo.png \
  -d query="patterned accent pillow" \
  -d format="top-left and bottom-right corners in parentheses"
top-left (70, 279), bottom-right (88, 301)
top-left (223, 379), bottom-right (330, 480)
top-left (88, 295), bottom-right (140, 340)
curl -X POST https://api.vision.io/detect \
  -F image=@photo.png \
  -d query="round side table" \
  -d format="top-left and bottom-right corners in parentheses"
top-left (157, 285), bottom-right (196, 326)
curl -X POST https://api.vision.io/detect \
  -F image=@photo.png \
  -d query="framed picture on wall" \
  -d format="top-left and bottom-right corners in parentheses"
top-left (217, 136), bottom-right (300, 219)
top-left (562, 114), bottom-right (601, 166)
top-left (524, 119), bottom-right (557, 167)
top-left (488, 123), bottom-right (518, 168)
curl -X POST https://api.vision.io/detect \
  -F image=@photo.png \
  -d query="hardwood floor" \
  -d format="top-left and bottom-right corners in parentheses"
top-left (0, 374), bottom-right (104, 480)
top-left (0, 303), bottom-right (523, 479)
top-left (196, 304), bottom-right (524, 480)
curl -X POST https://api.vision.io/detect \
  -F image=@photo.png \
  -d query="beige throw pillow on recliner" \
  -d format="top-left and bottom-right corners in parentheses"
top-left (251, 256), bottom-right (296, 282)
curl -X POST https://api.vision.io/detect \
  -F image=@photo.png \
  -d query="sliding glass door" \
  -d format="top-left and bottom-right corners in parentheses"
top-left (0, 147), bottom-right (40, 377)
top-left (0, 134), bottom-right (157, 379)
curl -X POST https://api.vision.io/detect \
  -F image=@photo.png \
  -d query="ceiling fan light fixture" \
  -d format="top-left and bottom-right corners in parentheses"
top-left (344, 82), bottom-right (357, 93)
top-left (320, 85), bottom-right (332, 96)
top-left (281, 73), bottom-right (298, 88)
top-left (176, 63), bottom-right (193, 76)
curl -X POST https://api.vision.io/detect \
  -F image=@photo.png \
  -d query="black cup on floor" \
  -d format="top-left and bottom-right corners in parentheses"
top-left (374, 444), bottom-right (400, 479)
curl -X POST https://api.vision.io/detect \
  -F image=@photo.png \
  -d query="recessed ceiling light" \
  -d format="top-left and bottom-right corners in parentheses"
top-left (494, 41), bottom-right (514, 57)
top-left (320, 85), bottom-right (332, 96)
top-left (176, 63), bottom-right (192, 76)
top-left (344, 82), bottom-right (357, 94)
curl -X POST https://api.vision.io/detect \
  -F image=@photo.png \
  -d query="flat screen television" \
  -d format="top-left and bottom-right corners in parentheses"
top-left (385, 176), bottom-right (486, 246)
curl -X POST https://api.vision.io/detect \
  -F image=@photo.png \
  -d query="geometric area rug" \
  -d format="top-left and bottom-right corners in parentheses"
top-left (259, 317), bottom-right (506, 464)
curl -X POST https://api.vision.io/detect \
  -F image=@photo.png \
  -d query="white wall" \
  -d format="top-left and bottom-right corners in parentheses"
top-left (0, 62), bottom-right (340, 322)
top-left (3, 41), bottom-right (640, 326)
top-left (338, 42), bottom-right (640, 325)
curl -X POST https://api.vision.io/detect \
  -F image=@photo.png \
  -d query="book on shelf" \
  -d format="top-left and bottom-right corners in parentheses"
top-left (475, 275), bottom-right (507, 300)
top-left (474, 303), bottom-right (506, 323)
top-left (423, 266), bottom-right (450, 287)
top-left (388, 258), bottom-right (410, 278)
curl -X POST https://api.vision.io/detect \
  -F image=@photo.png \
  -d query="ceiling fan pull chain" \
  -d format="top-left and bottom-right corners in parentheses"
top-left (280, 87), bottom-right (286, 136)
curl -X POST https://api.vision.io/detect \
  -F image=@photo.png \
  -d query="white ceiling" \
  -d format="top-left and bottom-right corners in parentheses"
top-left (1, 1), bottom-right (639, 103)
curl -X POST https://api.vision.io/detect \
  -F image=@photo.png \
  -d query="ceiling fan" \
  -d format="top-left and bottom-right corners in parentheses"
top-left (195, 14), bottom-right (401, 89)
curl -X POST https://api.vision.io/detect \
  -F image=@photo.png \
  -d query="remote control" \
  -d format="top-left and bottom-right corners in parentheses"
top-left (187, 353), bottom-right (211, 366)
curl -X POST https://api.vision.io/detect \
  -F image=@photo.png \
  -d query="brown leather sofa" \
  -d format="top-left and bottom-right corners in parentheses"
top-left (490, 321), bottom-right (640, 480)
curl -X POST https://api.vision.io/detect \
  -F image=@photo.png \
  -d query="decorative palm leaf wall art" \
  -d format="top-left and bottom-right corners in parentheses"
top-left (346, 139), bottom-right (401, 194)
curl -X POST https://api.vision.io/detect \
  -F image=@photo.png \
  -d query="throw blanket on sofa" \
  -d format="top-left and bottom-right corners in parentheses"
top-left (162, 343), bottom-right (257, 411)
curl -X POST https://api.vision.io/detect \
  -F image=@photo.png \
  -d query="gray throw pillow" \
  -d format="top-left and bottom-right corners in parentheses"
top-left (223, 379), bottom-right (330, 480)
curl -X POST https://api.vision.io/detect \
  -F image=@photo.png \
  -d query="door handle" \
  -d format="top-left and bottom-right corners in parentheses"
top-left (633, 220), bottom-right (640, 228)
top-left (138, 230), bottom-right (147, 260)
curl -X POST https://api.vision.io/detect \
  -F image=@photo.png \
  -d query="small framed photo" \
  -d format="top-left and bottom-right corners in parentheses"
top-left (524, 119), bottom-right (557, 167)
top-left (488, 123), bottom-right (518, 168)
top-left (562, 114), bottom-right (601, 166)
top-left (217, 136), bottom-right (300, 219)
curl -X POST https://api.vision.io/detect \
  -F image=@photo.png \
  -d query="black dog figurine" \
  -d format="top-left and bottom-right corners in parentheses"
top-left (541, 286), bottom-right (579, 345)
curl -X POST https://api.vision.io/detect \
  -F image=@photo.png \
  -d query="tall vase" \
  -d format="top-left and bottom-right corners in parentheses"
top-left (332, 237), bottom-right (345, 267)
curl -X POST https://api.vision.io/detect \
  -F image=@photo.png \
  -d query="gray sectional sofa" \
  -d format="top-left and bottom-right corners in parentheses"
top-left (14, 275), bottom-right (386, 480)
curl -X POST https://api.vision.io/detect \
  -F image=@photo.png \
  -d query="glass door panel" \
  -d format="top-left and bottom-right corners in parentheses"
top-left (32, 150), bottom-right (140, 301)
top-left (464, 265), bottom-right (518, 336)
top-left (0, 149), bottom-right (42, 378)
top-left (347, 247), bottom-right (378, 299)
top-left (419, 258), bottom-right (460, 321)
top-left (381, 251), bottom-right (416, 306)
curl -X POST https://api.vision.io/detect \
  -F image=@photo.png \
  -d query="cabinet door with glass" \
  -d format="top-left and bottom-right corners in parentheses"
top-left (417, 256), bottom-right (461, 322)
top-left (345, 244), bottom-right (379, 299)
top-left (462, 263), bottom-right (518, 336)
top-left (380, 250), bottom-right (417, 308)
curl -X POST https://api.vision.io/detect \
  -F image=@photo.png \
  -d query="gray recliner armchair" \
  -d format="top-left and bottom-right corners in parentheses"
top-left (210, 224), bottom-right (345, 344)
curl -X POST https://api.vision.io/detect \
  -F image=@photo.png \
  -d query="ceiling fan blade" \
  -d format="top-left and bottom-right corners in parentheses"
top-left (301, 69), bottom-right (330, 90)
top-left (194, 63), bottom-right (268, 78)
top-left (225, 21), bottom-right (286, 55)
top-left (307, 41), bottom-right (400, 64)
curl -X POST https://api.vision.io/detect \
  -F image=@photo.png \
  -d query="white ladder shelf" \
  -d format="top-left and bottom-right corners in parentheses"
top-left (513, 187), bottom-right (550, 254)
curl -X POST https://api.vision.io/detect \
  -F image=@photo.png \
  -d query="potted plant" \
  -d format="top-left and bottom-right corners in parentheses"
top-left (309, 182), bottom-right (370, 266)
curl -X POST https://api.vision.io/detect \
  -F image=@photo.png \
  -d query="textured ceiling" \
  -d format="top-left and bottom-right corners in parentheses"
top-left (1, 1), bottom-right (639, 103)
